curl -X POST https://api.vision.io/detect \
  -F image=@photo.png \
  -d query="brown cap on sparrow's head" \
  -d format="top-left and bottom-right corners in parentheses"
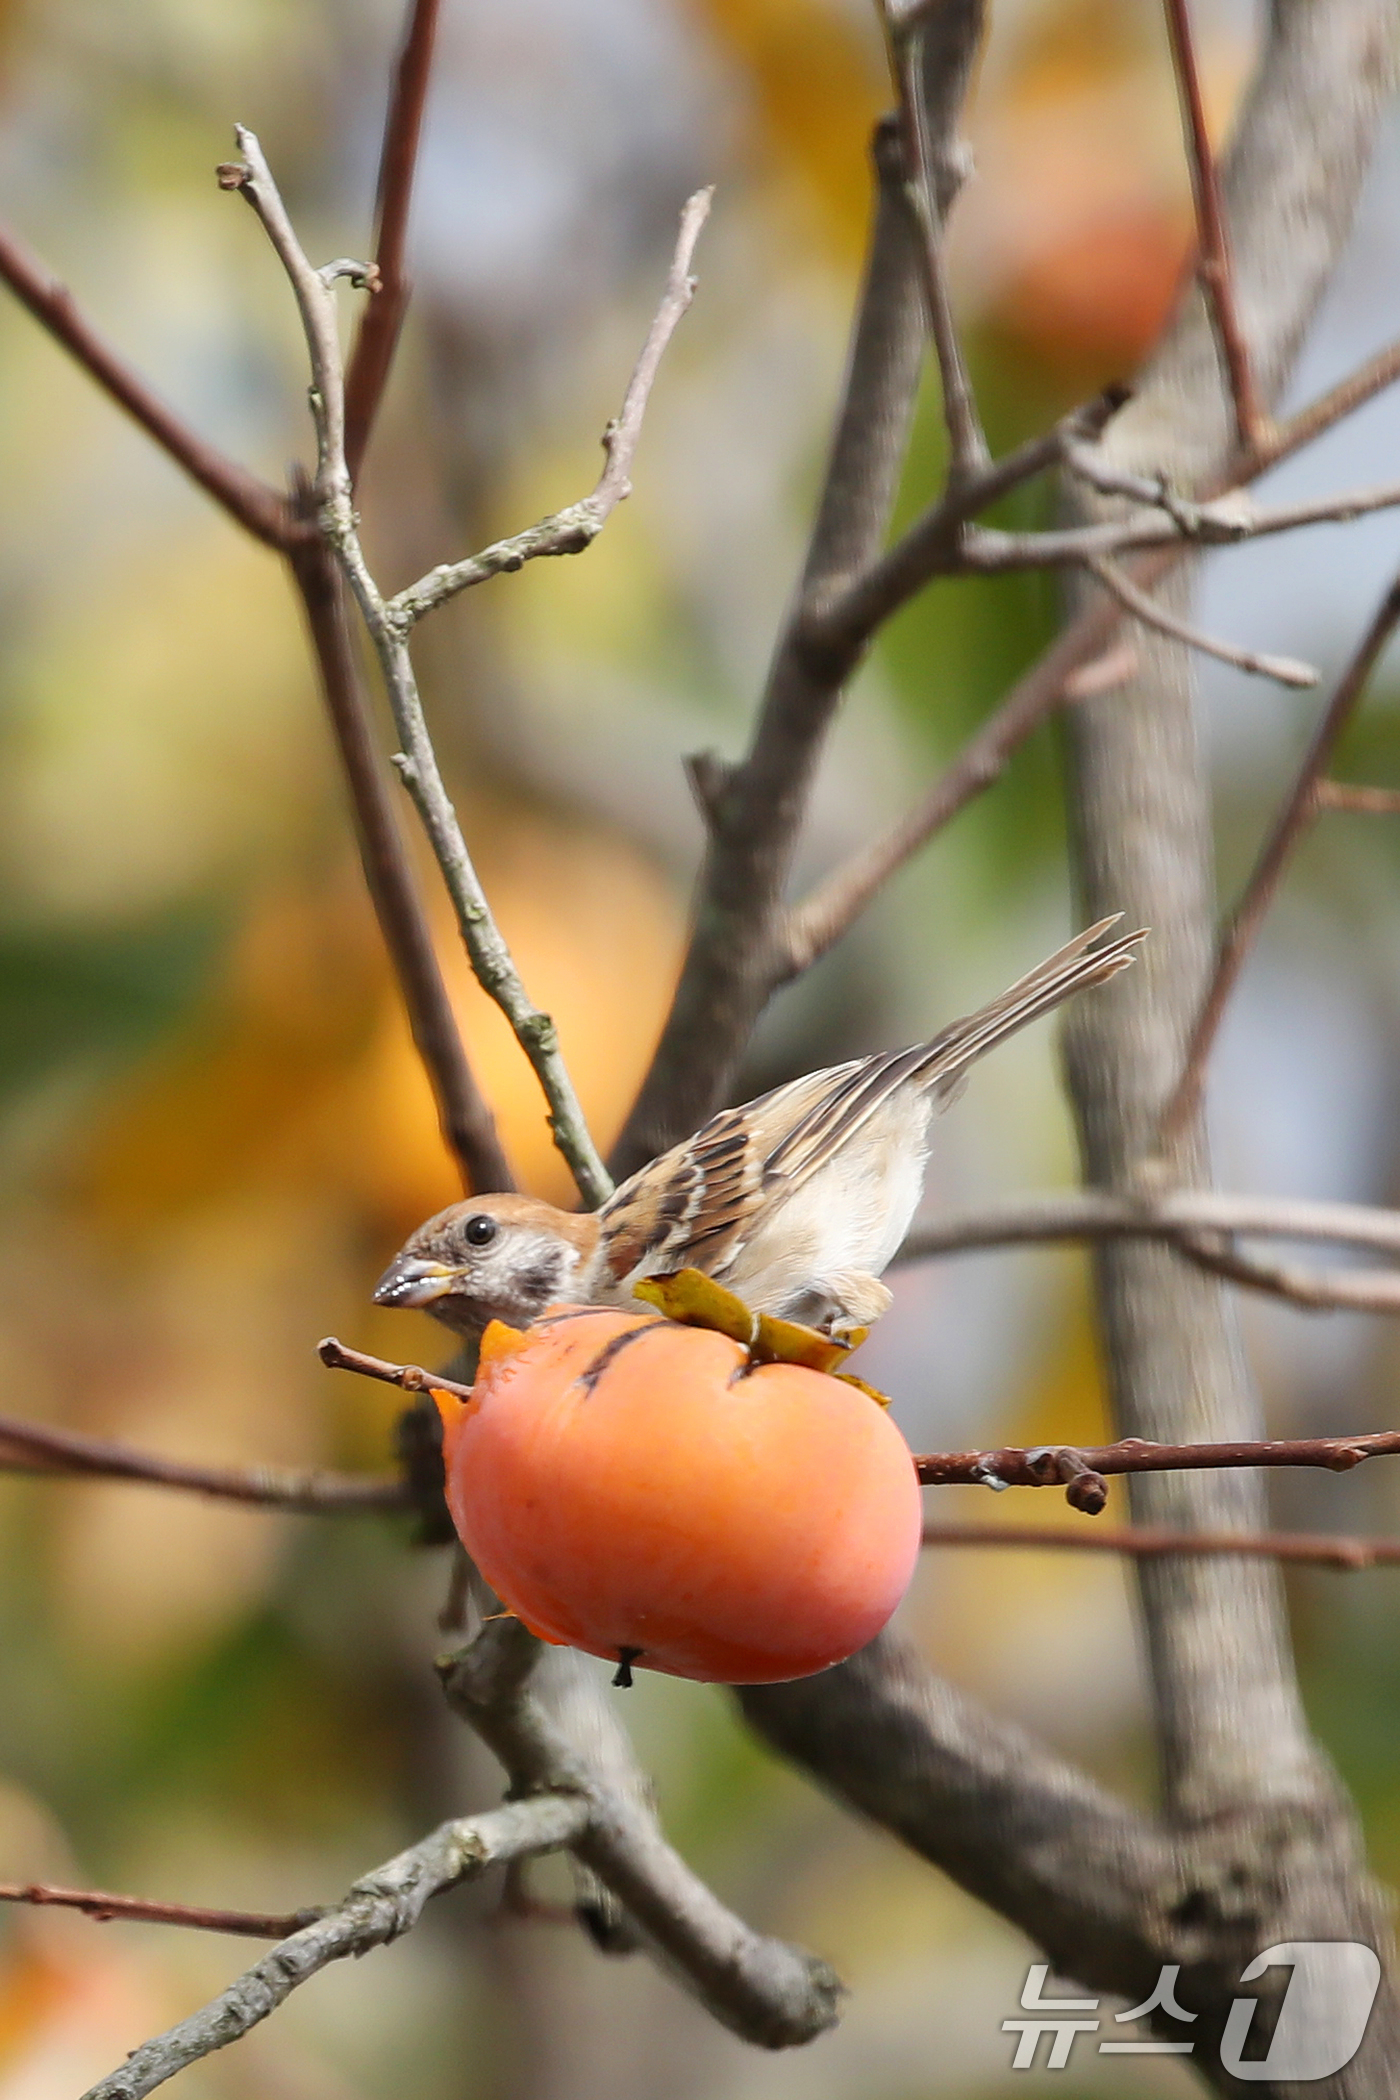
top-left (372, 1192), bottom-right (600, 1339)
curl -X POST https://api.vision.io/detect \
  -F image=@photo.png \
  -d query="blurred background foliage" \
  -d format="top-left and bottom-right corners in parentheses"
top-left (0, 1), bottom-right (1398, 2094)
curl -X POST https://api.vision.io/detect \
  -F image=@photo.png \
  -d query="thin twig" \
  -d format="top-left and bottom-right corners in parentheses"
top-left (1160, 570), bottom-right (1400, 1146)
top-left (898, 1185), bottom-right (1400, 1316)
top-left (951, 477), bottom-right (1400, 571)
top-left (344, 0), bottom-right (443, 481)
top-left (1263, 335), bottom-right (1400, 471)
top-left (0, 1882), bottom-right (321, 1941)
top-left (317, 1336), bottom-right (1400, 1492)
top-left (915, 1427), bottom-right (1400, 1493)
top-left (219, 130), bottom-right (350, 506)
top-left (226, 129), bottom-right (615, 1208)
top-left (781, 594), bottom-right (1135, 975)
top-left (80, 1798), bottom-right (590, 2100)
top-left (288, 528), bottom-right (513, 1193)
top-left (1161, 0), bottom-right (1266, 448)
top-left (612, 37), bottom-right (982, 1174)
top-left (318, 1333), bottom-right (475, 1405)
top-left (1171, 1231), bottom-right (1400, 1316)
top-left (0, 1410), bottom-right (409, 1513)
top-left (0, 160), bottom-right (497, 1197)
top-left (0, 218), bottom-right (294, 548)
top-left (1084, 554), bottom-right (1317, 688)
top-left (1315, 780), bottom-right (1400, 816)
top-left (884, 7), bottom-right (989, 486)
top-left (919, 1521), bottom-right (1400, 1570)
top-left (389, 188), bottom-right (712, 627)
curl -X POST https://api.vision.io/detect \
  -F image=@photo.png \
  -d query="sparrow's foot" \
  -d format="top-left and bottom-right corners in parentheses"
top-left (820, 1272), bottom-right (894, 1335)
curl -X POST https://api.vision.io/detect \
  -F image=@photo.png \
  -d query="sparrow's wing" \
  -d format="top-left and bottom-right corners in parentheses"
top-left (599, 919), bottom-right (1145, 1283)
top-left (597, 1066), bottom-right (856, 1284)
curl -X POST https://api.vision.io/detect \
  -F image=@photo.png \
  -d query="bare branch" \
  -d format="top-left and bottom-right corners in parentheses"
top-left (288, 530), bottom-right (513, 1193)
top-left (341, 553), bottom-right (615, 1202)
top-left (914, 1426), bottom-right (1400, 1494)
top-left (1084, 554), bottom-right (1317, 688)
top-left (228, 130), bottom-right (612, 1206)
top-left (318, 1333), bottom-right (474, 1405)
top-left (0, 1882), bottom-right (321, 1942)
top-left (952, 475), bottom-right (1400, 571)
top-left (781, 598), bottom-right (1136, 976)
top-left (613, 24), bottom-right (985, 1174)
top-left (390, 189), bottom-right (713, 628)
top-left (741, 1634), bottom-right (1175, 2008)
top-left (1315, 779), bottom-right (1400, 815)
top-left (882, 4), bottom-right (988, 486)
top-left (80, 1798), bottom-right (588, 2100)
top-left (0, 217), bottom-right (295, 548)
top-left (0, 139), bottom-right (502, 1199)
top-left (0, 1408), bottom-right (408, 1513)
top-left (1171, 1230), bottom-right (1400, 1316)
top-left (921, 1521), bottom-right (1400, 1570)
top-left (439, 1617), bottom-right (842, 2047)
top-left (344, 0), bottom-right (443, 480)
top-left (1265, 333), bottom-right (1400, 468)
top-left (741, 1630), bottom-right (1389, 2071)
top-left (220, 128), bottom-right (350, 506)
top-left (1161, 0), bottom-right (1265, 449)
top-left (898, 1185), bottom-right (1400, 1265)
top-left (1160, 569), bottom-right (1400, 1146)
top-left (807, 388), bottom-right (1128, 655)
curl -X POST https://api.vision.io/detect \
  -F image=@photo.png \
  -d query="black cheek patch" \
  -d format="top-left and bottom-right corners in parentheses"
top-left (515, 1261), bottom-right (570, 1308)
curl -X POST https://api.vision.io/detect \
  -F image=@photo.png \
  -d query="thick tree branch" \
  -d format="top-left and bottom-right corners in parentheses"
top-left (438, 1617), bottom-right (842, 2047)
top-left (741, 1635), bottom-right (1176, 2007)
top-left (81, 1798), bottom-right (589, 2100)
top-left (343, 0), bottom-right (443, 481)
top-left (1052, 2), bottom-right (1400, 2085)
top-left (740, 1630), bottom-right (1385, 2078)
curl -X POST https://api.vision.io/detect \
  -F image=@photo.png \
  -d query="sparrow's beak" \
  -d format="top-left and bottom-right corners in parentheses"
top-left (372, 1253), bottom-right (462, 1309)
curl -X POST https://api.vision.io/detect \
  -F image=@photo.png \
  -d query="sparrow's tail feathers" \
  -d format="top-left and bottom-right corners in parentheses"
top-left (915, 914), bottom-right (1147, 1096)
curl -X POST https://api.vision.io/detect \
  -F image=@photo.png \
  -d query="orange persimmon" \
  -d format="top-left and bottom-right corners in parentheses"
top-left (435, 1305), bottom-right (923, 1685)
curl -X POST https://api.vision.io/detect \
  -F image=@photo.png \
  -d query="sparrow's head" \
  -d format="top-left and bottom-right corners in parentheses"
top-left (372, 1194), bottom-right (598, 1338)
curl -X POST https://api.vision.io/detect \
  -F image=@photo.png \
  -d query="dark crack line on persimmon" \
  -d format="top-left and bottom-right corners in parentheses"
top-left (574, 1319), bottom-right (671, 1394)
top-left (529, 1306), bottom-right (623, 1333)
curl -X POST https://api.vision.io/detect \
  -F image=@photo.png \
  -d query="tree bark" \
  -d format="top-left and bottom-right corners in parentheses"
top-left (1060, 1), bottom-right (1400, 2087)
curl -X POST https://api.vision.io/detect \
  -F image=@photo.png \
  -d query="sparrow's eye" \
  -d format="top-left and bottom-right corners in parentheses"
top-left (463, 1213), bottom-right (498, 1249)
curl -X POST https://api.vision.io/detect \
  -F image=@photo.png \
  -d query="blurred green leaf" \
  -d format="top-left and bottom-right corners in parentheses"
top-left (0, 900), bottom-right (229, 1109)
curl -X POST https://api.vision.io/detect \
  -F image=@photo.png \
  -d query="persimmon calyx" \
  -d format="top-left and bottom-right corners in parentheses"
top-left (632, 1268), bottom-right (890, 1405)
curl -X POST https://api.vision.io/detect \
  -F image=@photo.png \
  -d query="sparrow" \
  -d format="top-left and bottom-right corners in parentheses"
top-left (373, 916), bottom-right (1144, 1340)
